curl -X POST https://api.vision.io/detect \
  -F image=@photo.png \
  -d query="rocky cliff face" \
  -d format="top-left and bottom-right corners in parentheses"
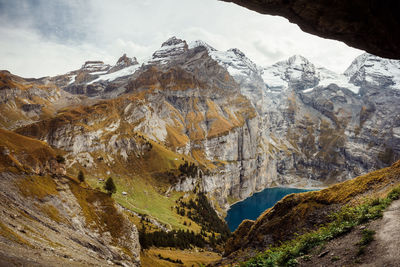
top-left (0, 129), bottom-right (140, 266)
top-left (9, 38), bottom-right (400, 213)
top-left (0, 71), bottom-right (80, 130)
top-left (260, 53), bottom-right (400, 185)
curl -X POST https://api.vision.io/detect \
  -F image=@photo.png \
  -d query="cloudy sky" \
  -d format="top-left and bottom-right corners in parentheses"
top-left (0, 0), bottom-right (363, 78)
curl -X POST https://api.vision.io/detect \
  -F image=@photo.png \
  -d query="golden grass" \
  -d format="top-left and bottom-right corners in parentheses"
top-left (40, 203), bottom-right (65, 224)
top-left (166, 125), bottom-right (189, 148)
top-left (17, 175), bottom-right (58, 200)
top-left (0, 221), bottom-right (32, 247)
top-left (206, 99), bottom-right (235, 138)
top-left (69, 182), bottom-right (127, 241)
top-left (0, 128), bottom-right (55, 172)
top-left (141, 247), bottom-right (221, 267)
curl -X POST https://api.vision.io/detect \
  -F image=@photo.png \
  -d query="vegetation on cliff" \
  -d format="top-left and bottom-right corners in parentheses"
top-left (244, 185), bottom-right (400, 266)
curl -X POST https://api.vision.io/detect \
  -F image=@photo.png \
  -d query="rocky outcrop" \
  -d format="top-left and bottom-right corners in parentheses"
top-left (221, 0), bottom-right (400, 59)
top-left (55, 54), bottom-right (139, 98)
top-left (0, 71), bottom-right (79, 130)
top-left (0, 172), bottom-right (141, 266)
top-left (109, 54), bottom-right (138, 73)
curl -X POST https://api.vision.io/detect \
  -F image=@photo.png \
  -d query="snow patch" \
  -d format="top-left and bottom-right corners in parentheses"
top-left (68, 75), bottom-right (76, 85)
top-left (302, 88), bottom-right (314, 93)
top-left (88, 65), bottom-right (139, 84)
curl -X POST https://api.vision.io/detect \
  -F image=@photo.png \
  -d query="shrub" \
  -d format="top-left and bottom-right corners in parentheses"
top-left (357, 229), bottom-right (375, 255)
top-left (56, 155), bottom-right (65, 164)
top-left (78, 170), bottom-right (85, 183)
top-left (104, 177), bottom-right (116, 195)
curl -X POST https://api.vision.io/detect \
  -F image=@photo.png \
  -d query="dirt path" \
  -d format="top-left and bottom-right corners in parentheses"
top-left (297, 199), bottom-right (400, 266)
top-left (362, 200), bottom-right (400, 266)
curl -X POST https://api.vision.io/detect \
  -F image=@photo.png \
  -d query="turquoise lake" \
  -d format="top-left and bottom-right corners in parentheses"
top-left (225, 187), bottom-right (314, 232)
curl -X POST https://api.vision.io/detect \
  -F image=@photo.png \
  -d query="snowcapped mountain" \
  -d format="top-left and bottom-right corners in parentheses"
top-left (189, 40), bottom-right (266, 111)
top-left (148, 36), bottom-right (189, 65)
top-left (345, 53), bottom-right (400, 90)
top-left (8, 36), bottom-right (399, 199)
top-left (189, 40), bottom-right (261, 81)
top-left (262, 55), bottom-right (360, 94)
top-left (262, 55), bottom-right (318, 91)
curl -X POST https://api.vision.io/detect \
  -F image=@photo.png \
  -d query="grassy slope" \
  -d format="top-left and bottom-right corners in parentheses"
top-left (0, 128), bottom-right (55, 172)
top-left (83, 140), bottom-right (203, 232)
top-left (141, 247), bottom-right (221, 267)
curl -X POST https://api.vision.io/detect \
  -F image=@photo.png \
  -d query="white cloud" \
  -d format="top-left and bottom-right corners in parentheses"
top-left (0, 0), bottom-right (363, 77)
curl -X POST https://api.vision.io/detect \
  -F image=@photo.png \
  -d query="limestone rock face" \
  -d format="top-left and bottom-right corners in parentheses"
top-left (260, 53), bottom-right (400, 186)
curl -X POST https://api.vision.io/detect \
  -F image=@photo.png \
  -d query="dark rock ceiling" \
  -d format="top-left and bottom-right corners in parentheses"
top-left (221, 0), bottom-right (400, 59)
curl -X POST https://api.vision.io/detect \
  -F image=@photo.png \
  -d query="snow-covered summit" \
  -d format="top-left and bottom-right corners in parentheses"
top-left (262, 55), bottom-right (318, 90)
top-left (87, 53), bottom-right (139, 84)
top-left (315, 66), bottom-right (360, 94)
top-left (108, 54), bottom-right (139, 74)
top-left (344, 53), bottom-right (400, 89)
top-left (262, 55), bottom-right (360, 93)
top-left (149, 36), bottom-right (188, 65)
top-left (188, 40), bottom-right (216, 51)
top-left (208, 47), bottom-right (260, 78)
top-left (189, 40), bottom-right (260, 78)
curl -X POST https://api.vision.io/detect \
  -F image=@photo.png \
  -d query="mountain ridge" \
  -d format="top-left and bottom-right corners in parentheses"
top-left (1, 36), bottom-right (400, 266)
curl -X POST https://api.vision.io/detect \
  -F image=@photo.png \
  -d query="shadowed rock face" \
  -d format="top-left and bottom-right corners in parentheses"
top-left (221, 0), bottom-right (400, 59)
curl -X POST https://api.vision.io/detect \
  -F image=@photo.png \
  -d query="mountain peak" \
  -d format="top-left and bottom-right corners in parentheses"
top-left (343, 53), bottom-right (371, 77)
top-left (188, 40), bottom-right (216, 51)
top-left (161, 36), bottom-right (187, 47)
top-left (344, 52), bottom-right (400, 88)
top-left (150, 36), bottom-right (188, 64)
top-left (115, 53), bottom-right (138, 67)
top-left (227, 48), bottom-right (246, 58)
top-left (287, 55), bottom-right (312, 66)
top-left (262, 55), bottom-right (318, 90)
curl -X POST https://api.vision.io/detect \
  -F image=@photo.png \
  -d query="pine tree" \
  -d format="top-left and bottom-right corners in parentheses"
top-left (56, 155), bottom-right (65, 164)
top-left (78, 170), bottom-right (85, 183)
top-left (104, 177), bottom-right (117, 195)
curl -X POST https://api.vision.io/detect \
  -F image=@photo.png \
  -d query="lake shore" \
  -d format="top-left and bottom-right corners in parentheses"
top-left (225, 186), bottom-right (325, 231)
top-left (226, 184), bottom-right (326, 212)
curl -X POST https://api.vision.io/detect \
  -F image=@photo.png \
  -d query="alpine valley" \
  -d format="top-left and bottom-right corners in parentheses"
top-left (1, 36), bottom-right (400, 266)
